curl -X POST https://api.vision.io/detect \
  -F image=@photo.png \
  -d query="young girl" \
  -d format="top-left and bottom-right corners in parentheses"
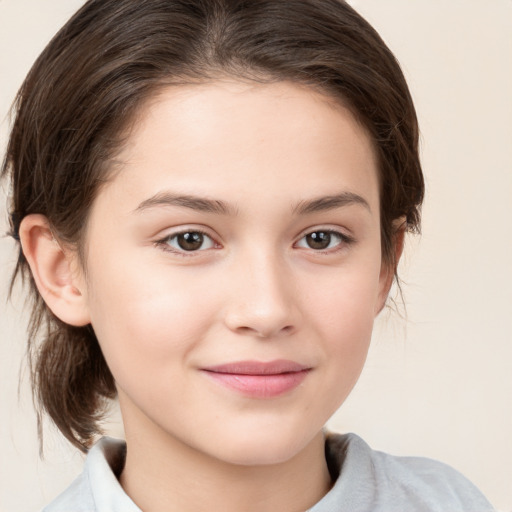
top-left (1, 0), bottom-right (497, 511)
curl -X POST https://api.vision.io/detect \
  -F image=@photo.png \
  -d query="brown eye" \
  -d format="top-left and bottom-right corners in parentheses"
top-left (163, 231), bottom-right (215, 252)
top-left (177, 232), bottom-right (204, 251)
top-left (305, 231), bottom-right (331, 249)
top-left (296, 230), bottom-right (346, 251)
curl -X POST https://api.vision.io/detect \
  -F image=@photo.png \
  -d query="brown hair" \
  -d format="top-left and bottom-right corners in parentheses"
top-left (2, 0), bottom-right (424, 452)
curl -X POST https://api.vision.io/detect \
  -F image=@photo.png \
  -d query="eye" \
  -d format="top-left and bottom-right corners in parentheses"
top-left (295, 230), bottom-right (349, 251)
top-left (159, 230), bottom-right (216, 253)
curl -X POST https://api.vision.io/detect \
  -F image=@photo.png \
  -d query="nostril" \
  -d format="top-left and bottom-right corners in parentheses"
top-left (234, 324), bottom-right (294, 338)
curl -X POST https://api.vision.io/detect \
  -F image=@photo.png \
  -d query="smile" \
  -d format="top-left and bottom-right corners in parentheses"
top-left (201, 360), bottom-right (312, 398)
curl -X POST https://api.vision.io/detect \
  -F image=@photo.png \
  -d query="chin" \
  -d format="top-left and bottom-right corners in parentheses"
top-left (210, 428), bottom-right (320, 467)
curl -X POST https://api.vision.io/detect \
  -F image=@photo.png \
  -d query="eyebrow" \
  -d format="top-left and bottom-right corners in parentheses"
top-left (133, 192), bottom-right (238, 216)
top-left (292, 192), bottom-right (371, 215)
top-left (133, 190), bottom-right (370, 216)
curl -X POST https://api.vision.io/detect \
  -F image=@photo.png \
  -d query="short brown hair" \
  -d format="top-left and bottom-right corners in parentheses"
top-left (2, 0), bottom-right (424, 452)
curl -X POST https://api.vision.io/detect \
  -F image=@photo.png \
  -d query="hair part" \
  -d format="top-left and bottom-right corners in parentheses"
top-left (2, 0), bottom-right (424, 452)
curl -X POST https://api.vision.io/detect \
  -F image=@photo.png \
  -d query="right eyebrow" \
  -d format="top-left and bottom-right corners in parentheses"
top-left (132, 192), bottom-right (238, 216)
top-left (292, 191), bottom-right (371, 215)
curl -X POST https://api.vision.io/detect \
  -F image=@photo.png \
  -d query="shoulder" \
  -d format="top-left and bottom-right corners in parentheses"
top-left (41, 437), bottom-right (141, 512)
top-left (310, 432), bottom-right (495, 512)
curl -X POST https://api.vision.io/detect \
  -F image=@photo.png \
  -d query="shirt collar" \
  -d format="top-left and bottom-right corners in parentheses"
top-left (85, 437), bottom-right (141, 512)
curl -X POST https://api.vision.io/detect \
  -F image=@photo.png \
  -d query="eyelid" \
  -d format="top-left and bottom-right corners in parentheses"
top-left (152, 224), bottom-right (355, 257)
top-left (154, 226), bottom-right (221, 256)
top-left (294, 227), bottom-right (355, 252)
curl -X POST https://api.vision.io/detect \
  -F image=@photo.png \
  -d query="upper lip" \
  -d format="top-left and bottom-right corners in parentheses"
top-left (202, 360), bottom-right (311, 375)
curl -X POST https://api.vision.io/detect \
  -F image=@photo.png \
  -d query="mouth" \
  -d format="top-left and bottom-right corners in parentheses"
top-left (201, 360), bottom-right (312, 398)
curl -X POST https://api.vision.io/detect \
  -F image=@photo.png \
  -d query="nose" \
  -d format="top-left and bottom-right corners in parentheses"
top-left (223, 251), bottom-right (300, 339)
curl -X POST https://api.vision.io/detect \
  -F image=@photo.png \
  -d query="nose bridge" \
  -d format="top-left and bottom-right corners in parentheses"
top-left (224, 244), bottom-right (298, 338)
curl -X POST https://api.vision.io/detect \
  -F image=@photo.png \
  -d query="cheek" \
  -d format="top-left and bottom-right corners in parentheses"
top-left (307, 255), bottom-right (382, 332)
top-left (304, 258), bottom-right (382, 380)
top-left (84, 255), bottom-right (221, 387)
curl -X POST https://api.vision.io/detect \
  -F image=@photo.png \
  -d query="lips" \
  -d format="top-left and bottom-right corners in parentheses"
top-left (201, 360), bottom-right (311, 398)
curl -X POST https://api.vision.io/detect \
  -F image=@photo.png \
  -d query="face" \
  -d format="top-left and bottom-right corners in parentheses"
top-left (78, 80), bottom-right (389, 466)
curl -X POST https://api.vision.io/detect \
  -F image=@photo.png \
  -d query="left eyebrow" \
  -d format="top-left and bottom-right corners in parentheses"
top-left (292, 192), bottom-right (371, 215)
top-left (133, 192), bottom-right (238, 216)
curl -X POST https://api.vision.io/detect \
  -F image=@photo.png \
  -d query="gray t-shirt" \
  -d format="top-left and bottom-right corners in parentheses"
top-left (42, 433), bottom-right (494, 512)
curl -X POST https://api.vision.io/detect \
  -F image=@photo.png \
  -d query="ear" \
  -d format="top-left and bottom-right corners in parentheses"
top-left (19, 214), bottom-right (91, 326)
top-left (375, 217), bottom-right (407, 315)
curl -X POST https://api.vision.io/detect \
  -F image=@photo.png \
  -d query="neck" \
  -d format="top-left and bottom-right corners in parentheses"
top-left (119, 419), bottom-right (332, 512)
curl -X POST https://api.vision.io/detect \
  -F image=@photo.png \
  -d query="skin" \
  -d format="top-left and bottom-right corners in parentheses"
top-left (21, 80), bottom-right (398, 512)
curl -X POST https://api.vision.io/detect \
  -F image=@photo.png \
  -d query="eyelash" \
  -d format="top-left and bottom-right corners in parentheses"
top-left (294, 229), bottom-right (355, 254)
top-left (154, 228), bottom-right (355, 257)
top-left (154, 228), bottom-right (216, 257)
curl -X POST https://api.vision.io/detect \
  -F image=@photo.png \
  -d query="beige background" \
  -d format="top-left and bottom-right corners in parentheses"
top-left (1, 1), bottom-right (511, 511)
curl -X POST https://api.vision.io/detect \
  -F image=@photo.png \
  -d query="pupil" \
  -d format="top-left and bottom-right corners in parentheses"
top-left (307, 231), bottom-right (330, 250)
top-left (178, 232), bottom-right (203, 251)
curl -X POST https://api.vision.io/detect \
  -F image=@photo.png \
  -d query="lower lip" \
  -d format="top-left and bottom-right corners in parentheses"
top-left (202, 370), bottom-right (310, 398)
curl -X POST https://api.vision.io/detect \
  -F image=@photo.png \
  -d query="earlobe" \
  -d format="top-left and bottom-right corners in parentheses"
top-left (375, 217), bottom-right (407, 315)
top-left (19, 214), bottom-right (91, 326)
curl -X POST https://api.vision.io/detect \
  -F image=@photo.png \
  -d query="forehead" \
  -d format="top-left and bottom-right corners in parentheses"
top-left (99, 79), bottom-right (379, 216)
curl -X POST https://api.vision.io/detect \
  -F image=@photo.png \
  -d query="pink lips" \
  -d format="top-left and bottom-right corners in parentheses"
top-left (201, 360), bottom-right (311, 398)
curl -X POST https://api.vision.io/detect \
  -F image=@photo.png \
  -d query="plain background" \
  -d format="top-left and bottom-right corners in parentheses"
top-left (1, 1), bottom-right (511, 511)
